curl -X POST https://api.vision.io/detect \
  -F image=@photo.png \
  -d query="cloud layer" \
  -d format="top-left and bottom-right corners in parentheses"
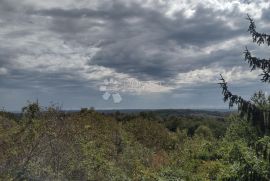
top-left (0, 0), bottom-right (270, 110)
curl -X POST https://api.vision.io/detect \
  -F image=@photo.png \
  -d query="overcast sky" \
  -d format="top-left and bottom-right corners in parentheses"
top-left (0, 0), bottom-right (270, 111)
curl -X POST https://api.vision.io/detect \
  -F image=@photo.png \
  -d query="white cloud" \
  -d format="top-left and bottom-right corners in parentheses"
top-left (175, 66), bottom-right (260, 85)
top-left (0, 68), bottom-right (8, 75)
top-left (174, 0), bottom-right (268, 16)
top-left (202, 36), bottom-right (249, 54)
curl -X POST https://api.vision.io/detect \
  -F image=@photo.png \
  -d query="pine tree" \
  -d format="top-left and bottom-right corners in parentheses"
top-left (219, 15), bottom-right (270, 135)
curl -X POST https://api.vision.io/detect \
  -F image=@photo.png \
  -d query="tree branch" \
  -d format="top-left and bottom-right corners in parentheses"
top-left (247, 14), bottom-right (270, 46)
top-left (244, 48), bottom-right (270, 82)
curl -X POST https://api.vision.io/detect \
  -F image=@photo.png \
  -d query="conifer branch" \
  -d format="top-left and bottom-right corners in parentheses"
top-left (218, 74), bottom-right (251, 109)
top-left (247, 14), bottom-right (270, 46)
top-left (218, 74), bottom-right (268, 134)
top-left (244, 48), bottom-right (270, 82)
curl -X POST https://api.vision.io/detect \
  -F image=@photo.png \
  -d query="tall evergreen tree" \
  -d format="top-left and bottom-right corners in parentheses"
top-left (219, 15), bottom-right (270, 135)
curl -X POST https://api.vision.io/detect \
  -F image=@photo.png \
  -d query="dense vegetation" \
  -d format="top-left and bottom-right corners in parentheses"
top-left (0, 101), bottom-right (268, 180)
top-left (0, 103), bottom-right (230, 180)
top-left (217, 15), bottom-right (270, 180)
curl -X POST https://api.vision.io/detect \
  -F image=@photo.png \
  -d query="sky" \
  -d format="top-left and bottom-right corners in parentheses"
top-left (0, 0), bottom-right (270, 111)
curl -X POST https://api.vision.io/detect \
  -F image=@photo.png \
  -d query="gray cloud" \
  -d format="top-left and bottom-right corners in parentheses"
top-left (0, 0), bottom-right (269, 110)
top-left (25, 1), bottom-right (247, 80)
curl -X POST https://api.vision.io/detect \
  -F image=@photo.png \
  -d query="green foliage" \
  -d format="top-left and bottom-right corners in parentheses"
top-left (164, 116), bottom-right (228, 138)
top-left (0, 103), bottom-right (223, 180)
top-left (224, 115), bottom-right (258, 144)
top-left (194, 125), bottom-right (214, 141)
top-left (1, 102), bottom-right (270, 180)
top-left (22, 101), bottom-right (41, 121)
top-left (216, 115), bottom-right (270, 180)
top-left (217, 140), bottom-right (270, 180)
top-left (123, 119), bottom-right (176, 150)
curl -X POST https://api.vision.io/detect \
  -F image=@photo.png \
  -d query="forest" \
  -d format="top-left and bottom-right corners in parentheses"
top-left (0, 98), bottom-right (269, 180)
top-left (1, 11), bottom-right (270, 181)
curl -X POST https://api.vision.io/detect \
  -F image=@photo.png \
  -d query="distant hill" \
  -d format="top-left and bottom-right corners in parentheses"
top-left (96, 109), bottom-right (235, 118)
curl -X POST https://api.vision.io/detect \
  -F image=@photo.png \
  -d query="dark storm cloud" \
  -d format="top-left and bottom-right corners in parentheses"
top-left (167, 6), bottom-right (245, 45)
top-left (34, 2), bottom-right (245, 44)
top-left (23, 1), bottom-right (249, 80)
top-left (0, 0), bottom-right (18, 12)
top-left (0, 0), bottom-right (268, 110)
top-left (0, 68), bottom-right (95, 91)
top-left (34, 3), bottom-right (141, 20)
top-left (0, 49), bottom-right (15, 68)
top-left (0, 0), bottom-right (251, 81)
